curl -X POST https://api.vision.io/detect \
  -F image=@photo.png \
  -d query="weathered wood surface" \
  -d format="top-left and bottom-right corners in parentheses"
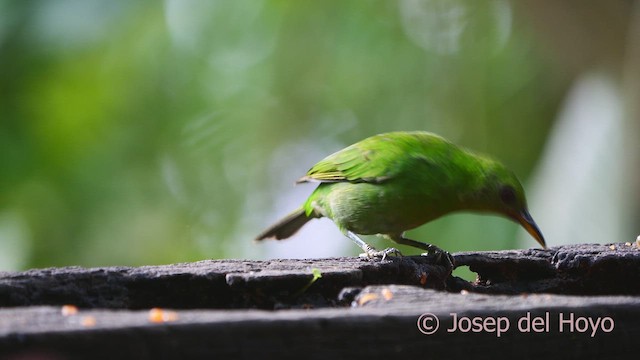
top-left (454, 242), bottom-right (640, 294)
top-left (0, 255), bottom-right (450, 310)
top-left (1, 243), bottom-right (639, 359)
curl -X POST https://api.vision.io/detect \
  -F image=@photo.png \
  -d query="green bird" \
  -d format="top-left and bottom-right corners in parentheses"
top-left (256, 131), bottom-right (545, 265)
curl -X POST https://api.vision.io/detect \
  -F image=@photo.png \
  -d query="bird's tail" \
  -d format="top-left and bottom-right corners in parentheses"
top-left (256, 208), bottom-right (313, 241)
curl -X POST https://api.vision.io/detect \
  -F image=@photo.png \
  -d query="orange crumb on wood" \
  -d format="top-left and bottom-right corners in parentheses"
top-left (357, 293), bottom-right (379, 306)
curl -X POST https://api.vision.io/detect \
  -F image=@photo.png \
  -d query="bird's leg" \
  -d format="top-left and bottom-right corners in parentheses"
top-left (387, 234), bottom-right (455, 270)
top-left (346, 231), bottom-right (402, 261)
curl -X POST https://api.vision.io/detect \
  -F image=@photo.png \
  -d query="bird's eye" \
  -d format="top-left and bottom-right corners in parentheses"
top-left (499, 185), bottom-right (516, 205)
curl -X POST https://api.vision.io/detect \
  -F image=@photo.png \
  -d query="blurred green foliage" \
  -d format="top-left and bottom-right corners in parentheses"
top-left (0, 0), bottom-right (568, 270)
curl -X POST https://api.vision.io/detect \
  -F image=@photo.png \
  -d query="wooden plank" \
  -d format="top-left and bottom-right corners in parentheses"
top-left (1, 243), bottom-right (639, 358)
top-left (1, 287), bottom-right (638, 359)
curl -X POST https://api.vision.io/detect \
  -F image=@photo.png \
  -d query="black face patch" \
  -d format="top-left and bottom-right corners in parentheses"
top-left (499, 185), bottom-right (517, 205)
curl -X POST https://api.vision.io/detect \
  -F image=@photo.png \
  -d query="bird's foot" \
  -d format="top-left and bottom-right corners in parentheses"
top-left (359, 247), bottom-right (403, 261)
top-left (420, 245), bottom-right (455, 271)
top-left (347, 231), bottom-right (402, 261)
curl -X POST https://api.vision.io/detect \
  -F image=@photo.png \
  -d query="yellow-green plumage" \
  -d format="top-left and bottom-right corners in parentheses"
top-left (256, 131), bottom-right (545, 259)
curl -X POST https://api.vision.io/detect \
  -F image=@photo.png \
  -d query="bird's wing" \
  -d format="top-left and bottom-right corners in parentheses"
top-left (298, 132), bottom-right (437, 184)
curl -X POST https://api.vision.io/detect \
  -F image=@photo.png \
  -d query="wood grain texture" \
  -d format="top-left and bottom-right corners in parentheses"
top-left (1, 243), bottom-right (639, 359)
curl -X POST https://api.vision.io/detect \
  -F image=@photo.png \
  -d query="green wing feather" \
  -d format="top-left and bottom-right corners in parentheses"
top-left (298, 132), bottom-right (448, 184)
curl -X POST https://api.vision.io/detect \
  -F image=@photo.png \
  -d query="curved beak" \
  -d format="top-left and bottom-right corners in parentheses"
top-left (513, 210), bottom-right (546, 249)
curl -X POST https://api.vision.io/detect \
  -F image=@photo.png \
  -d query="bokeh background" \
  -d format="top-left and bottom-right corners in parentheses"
top-left (1, 0), bottom-right (639, 271)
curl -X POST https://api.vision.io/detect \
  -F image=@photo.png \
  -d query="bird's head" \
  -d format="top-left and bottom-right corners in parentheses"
top-left (475, 161), bottom-right (546, 249)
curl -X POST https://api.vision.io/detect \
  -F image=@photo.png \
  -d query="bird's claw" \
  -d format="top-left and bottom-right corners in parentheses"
top-left (420, 246), bottom-right (455, 271)
top-left (359, 247), bottom-right (403, 261)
